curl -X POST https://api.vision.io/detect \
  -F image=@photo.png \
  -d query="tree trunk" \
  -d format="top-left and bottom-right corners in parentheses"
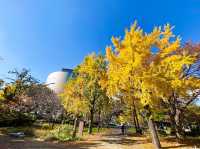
top-left (97, 110), bottom-right (101, 132)
top-left (148, 118), bottom-right (161, 149)
top-left (169, 101), bottom-right (184, 140)
top-left (169, 102), bottom-right (176, 134)
top-left (134, 107), bottom-right (141, 133)
top-left (132, 111), bottom-right (138, 131)
top-left (72, 117), bottom-right (78, 138)
top-left (174, 108), bottom-right (184, 140)
top-left (88, 108), bottom-right (94, 134)
top-left (51, 122), bottom-right (55, 129)
top-left (132, 100), bottom-right (141, 134)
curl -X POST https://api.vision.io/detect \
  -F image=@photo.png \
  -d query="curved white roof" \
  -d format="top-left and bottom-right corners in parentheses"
top-left (46, 69), bottom-right (72, 94)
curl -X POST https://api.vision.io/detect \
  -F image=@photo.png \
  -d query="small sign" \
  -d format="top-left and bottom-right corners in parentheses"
top-left (78, 121), bottom-right (84, 136)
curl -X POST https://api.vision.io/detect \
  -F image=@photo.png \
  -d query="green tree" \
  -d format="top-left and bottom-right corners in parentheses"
top-left (3, 68), bottom-right (38, 101)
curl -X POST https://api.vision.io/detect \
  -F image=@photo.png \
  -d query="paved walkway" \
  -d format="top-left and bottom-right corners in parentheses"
top-left (83, 129), bottom-right (154, 149)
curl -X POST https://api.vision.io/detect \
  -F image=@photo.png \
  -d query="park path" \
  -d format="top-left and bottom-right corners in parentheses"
top-left (0, 128), bottom-right (155, 149)
top-left (0, 128), bottom-right (195, 149)
top-left (82, 128), bottom-right (154, 149)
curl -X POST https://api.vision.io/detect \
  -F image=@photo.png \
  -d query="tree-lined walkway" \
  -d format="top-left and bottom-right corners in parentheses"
top-left (84, 128), bottom-right (154, 149)
top-left (0, 128), bottom-right (196, 149)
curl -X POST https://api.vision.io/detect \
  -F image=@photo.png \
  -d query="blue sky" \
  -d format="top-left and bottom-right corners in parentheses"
top-left (0, 0), bottom-right (200, 82)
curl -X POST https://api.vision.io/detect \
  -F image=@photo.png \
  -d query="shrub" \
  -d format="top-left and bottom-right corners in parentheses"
top-left (45, 124), bottom-right (79, 141)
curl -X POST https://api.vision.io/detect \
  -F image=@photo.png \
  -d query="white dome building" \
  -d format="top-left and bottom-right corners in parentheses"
top-left (46, 68), bottom-right (73, 94)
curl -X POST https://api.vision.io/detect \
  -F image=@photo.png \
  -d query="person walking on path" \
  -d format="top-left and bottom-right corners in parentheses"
top-left (121, 123), bottom-right (125, 135)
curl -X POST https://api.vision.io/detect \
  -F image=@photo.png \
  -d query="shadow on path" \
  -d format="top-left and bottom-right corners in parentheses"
top-left (100, 128), bottom-right (149, 146)
top-left (0, 135), bottom-right (101, 149)
top-left (1, 128), bottom-right (198, 149)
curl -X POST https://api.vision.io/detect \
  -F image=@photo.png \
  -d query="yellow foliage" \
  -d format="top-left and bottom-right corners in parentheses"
top-left (60, 78), bottom-right (88, 116)
top-left (106, 21), bottom-right (200, 107)
top-left (61, 53), bottom-right (108, 116)
top-left (117, 115), bottom-right (128, 124)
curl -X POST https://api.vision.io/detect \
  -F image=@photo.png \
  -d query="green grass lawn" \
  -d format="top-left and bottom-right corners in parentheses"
top-left (127, 127), bottom-right (136, 134)
top-left (83, 127), bottom-right (107, 134)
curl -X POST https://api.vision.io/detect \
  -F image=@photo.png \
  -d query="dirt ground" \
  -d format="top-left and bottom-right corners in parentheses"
top-left (0, 129), bottom-right (199, 149)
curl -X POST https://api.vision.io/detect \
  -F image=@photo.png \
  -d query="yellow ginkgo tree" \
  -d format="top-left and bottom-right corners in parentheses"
top-left (62, 53), bottom-right (109, 135)
top-left (77, 53), bottom-right (109, 134)
top-left (159, 43), bottom-right (200, 139)
top-left (61, 77), bottom-right (88, 138)
top-left (106, 21), bottom-right (200, 148)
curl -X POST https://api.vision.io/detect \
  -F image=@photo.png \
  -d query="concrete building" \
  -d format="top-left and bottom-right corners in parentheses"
top-left (46, 68), bottom-right (73, 94)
